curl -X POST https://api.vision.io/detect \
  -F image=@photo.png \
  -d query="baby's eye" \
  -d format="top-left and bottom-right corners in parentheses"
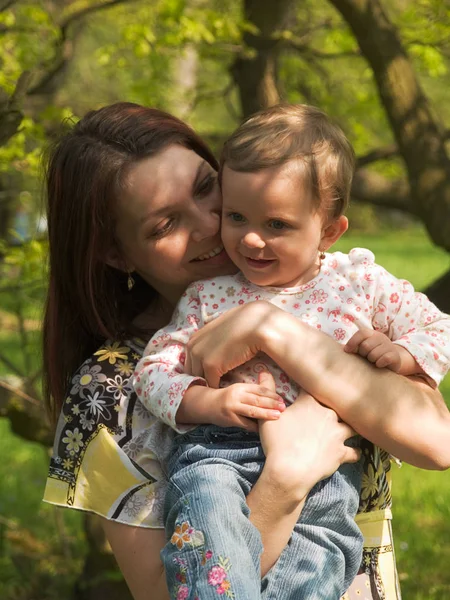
top-left (227, 212), bottom-right (246, 223)
top-left (269, 220), bottom-right (288, 230)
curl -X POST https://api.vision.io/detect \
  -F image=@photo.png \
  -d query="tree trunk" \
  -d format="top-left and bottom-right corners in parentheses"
top-left (231, 0), bottom-right (296, 118)
top-left (424, 269), bottom-right (450, 315)
top-left (328, 0), bottom-right (450, 253)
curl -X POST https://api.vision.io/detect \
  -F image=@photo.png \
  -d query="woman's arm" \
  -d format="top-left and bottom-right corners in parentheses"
top-left (247, 378), bottom-right (361, 575)
top-left (185, 301), bottom-right (450, 470)
top-left (101, 520), bottom-right (170, 600)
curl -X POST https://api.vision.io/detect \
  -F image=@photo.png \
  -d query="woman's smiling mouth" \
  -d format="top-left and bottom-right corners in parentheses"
top-left (191, 245), bottom-right (229, 264)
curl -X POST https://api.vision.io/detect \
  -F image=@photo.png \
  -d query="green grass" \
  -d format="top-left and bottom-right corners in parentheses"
top-left (337, 226), bottom-right (450, 599)
top-left (334, 225), bottom-right (450, 290)
top-left (0, 419), bottom-right (85, 599)
top-left (0, 224), bottom-right (449, 598)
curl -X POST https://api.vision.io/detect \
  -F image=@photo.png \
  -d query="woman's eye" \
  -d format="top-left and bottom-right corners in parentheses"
top-left (150, 219), bottom-right (174, 239)
top-left (269, 220), bottom-right (288, 230)
top-left (197, 173), bottom-right (217, 196)
top-left (227, 212), bottom-right (245, 223)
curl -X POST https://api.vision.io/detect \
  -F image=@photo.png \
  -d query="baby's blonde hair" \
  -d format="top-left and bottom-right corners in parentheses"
top-left (220, 104), bottom-right (355, 219)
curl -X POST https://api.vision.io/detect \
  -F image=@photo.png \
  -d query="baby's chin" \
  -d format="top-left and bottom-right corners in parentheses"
top-left (212, 262), bottom-right (239, 277)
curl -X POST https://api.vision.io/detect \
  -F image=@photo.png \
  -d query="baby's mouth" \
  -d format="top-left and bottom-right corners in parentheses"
top-left (244, 257), bottom-right (276, 268)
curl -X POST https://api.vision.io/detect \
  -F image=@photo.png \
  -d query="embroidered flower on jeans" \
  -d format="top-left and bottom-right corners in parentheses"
top-left (208, 565), bottom-right (227, 586)
top-left (207, 556), bottom-right (234, 597)
top-left (171, 521), bottom-right (195, 550)
top-left (201, 549), bottom-right (213, 566)
top-left (171, 521), bottom-right (205, 550)
top-left (176, 585), bottom-right (189, 600)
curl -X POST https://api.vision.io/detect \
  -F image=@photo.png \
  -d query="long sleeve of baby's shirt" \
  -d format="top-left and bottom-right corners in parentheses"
top-left (133, 283), bottom-right (207, 432)
top-left (348, 248), bottom-right (450, 386)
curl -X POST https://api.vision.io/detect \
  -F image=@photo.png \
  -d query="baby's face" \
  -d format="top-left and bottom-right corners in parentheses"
top-left (221, 162), bottom-right (326, 288)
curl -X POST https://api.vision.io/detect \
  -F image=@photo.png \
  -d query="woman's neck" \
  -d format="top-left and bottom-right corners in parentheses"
top-left (133, 295), bottom-right (175, 331)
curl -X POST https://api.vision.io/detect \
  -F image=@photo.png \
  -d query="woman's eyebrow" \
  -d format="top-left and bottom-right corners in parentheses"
top-left (192, 160), bottom-right (207, 192)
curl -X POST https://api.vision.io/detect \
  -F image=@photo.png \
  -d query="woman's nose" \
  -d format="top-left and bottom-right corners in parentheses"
top-left (241, 231), bottom-right (265, 249)
top-left (191, 211), bottom-right (221, 242)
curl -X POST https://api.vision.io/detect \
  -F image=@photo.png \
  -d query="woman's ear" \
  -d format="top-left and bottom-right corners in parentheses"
top-left (320, 216), bottom-right (348, 252)
top-left (104, 247), bottom-right (133, 273)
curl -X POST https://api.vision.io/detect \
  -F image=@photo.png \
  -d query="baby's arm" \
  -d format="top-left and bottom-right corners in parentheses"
top-left (134, 282), bottom-right (283, 431)
top-left (346, 250), bottom-right (450, 387)
top-left (345, 327), bottom-right (424, 376)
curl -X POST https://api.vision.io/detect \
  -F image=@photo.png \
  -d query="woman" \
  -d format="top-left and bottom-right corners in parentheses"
top-left (43, 103), bottom-right (450, 600)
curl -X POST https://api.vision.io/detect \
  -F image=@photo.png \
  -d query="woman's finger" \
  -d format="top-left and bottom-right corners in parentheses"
top-left (342, 446), bottom-right (362, 464)
top-left (338, 423), bottom-right (359, 440)
top-left (185, 349), bottom-right (203, 378)
top-left (203, 361), bottom-right (222, 389)
top-left (247, 385), bottom-right (282, 402)
top-left (258, 369), bottom-right (277, 391)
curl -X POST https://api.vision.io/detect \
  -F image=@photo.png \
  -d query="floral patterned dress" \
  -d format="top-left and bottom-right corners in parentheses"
top-left (44, 336), bottom-right (402, 599)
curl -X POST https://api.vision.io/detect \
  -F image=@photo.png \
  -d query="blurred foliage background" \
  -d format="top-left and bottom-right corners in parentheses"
top-left (0, 0), bottom-right (449, 598)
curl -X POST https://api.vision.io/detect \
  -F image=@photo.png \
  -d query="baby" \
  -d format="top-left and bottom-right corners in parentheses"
top-left (134, 104), bottom-right (450, 600)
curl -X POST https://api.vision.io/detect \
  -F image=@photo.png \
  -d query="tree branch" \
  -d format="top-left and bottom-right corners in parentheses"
top-left (29, 0), bottom-right (140, 96)
top-left (328, 0), bottom-right (450, 252)
top-left (0, 351), bottom-right (24, 378)
top-left (356, 144), bottom-right (399, 167)
top-left (0, 379), bottom-right (40, 406)
top-left (357, 130), bottom-right (450, 167)
top-left (0, 26), bottom-right (35, 36)
top-left (285, 39), bottom-right (360, 59)
top-left (0, 0), bottom-right (16, 11)
top-left (59, 0), bottom-right (134, 37)
top-left (0, 71), bottom-right (33, 146)
top-left (351, 168), bottom-right (412, 212)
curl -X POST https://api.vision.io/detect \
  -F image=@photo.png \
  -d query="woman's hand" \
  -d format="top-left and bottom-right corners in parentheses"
top-left (257, 371), bottom-right (361, 501)
top-left (185, 301), bottom-right (285, 387)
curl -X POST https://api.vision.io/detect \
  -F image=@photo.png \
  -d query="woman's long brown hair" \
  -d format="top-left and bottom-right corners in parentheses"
top-left (43, 102), bottom-right (218, 425)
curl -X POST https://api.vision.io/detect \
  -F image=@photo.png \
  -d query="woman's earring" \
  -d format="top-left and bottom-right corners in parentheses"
top-left (319, 249), bottom-right (326, 261)
top-left (127, 272), bottom-right (135, 291)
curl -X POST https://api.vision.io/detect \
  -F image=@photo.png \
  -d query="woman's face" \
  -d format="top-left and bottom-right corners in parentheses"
top-left (114, 145), bottom-right (236, 304)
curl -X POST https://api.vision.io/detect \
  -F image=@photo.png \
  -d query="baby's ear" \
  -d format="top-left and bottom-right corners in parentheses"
top-left (320, 216), bottom-right (348, 251)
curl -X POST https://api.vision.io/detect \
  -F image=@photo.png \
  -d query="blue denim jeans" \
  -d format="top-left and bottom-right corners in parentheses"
top-left (162, 426), bottom-right (363, 600)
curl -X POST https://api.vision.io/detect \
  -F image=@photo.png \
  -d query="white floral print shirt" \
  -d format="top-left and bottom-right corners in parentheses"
top-left (135, 248), bottom-right (450, 430)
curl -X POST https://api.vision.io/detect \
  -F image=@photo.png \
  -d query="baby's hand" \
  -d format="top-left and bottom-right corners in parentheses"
top-left (344, 327), bottom-right (404, 372)
top-left (215, 383), bottom-right (286, 432)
